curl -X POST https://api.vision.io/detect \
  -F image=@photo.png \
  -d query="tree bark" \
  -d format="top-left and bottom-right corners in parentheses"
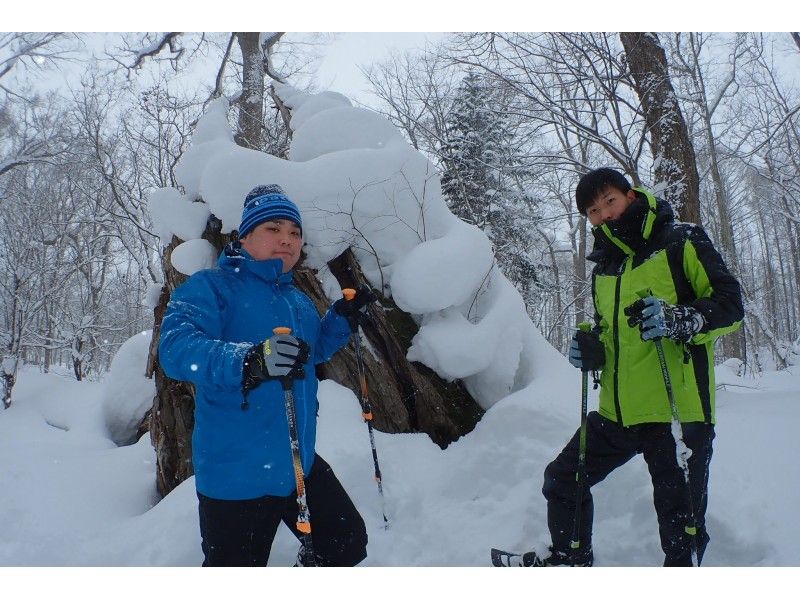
top-left (309, 249), bottom-right (483, 446)
top-left (234, 33), bottom-right (265, 150)
top-left (620, 32), bottom-right (701, 224)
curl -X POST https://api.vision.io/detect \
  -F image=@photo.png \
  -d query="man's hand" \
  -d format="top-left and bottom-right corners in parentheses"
top-left (568, 328), bottom-right (605, 372)
top-left (624, 296), bottom-right (705, 343)
top-left (333, 285), bottom-right (378, 330)
top-left (243, 332), bottom-right (310, 392)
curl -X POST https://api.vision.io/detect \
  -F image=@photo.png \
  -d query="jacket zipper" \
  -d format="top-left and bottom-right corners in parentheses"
top-left (612, 271), bottom-right (624, 425)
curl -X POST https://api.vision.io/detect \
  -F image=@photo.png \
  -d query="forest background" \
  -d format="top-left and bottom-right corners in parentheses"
top-left (3, 21), bottom-right (798, 392)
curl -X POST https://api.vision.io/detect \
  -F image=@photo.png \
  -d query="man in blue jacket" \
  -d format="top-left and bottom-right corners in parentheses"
top-left (159, 184), bottom-right (373, 566)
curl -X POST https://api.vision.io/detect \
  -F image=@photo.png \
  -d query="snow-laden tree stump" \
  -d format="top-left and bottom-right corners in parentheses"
top-left (146, 81), bottom-right (544, 497)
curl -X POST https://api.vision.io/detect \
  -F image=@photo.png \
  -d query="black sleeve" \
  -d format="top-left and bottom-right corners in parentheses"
top-left (685, 226), bottom-right (744, 334)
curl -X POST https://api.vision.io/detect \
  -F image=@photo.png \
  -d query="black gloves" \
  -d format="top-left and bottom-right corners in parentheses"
top-left (242, 332), bottom-right (310, 395)
top-left (624, 296), bottom-right (705, 344)
top-left (568, 328), bottom-right (605, 372)
top-left (332, 285), bottom-right (378, 331)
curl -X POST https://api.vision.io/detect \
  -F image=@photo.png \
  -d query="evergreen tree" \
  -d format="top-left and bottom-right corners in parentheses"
top-left (440, 71), bottom-right (539, 307)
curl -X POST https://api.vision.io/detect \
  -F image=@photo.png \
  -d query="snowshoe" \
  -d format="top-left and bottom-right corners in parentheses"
top-left (491, 547), bottom-right (593, 567)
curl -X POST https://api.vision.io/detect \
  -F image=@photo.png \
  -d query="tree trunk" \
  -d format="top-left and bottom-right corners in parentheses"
top-left (147, 32), bottom-right (263, 497)
top-left (2, 374), bottom-right (13, 409)
top-left (147, 216), bottom-right (229, 496)
top-left (234, 33), bottom-right (265, 150)
top-left (309, 249), bottom-right (483, 446)
top-left (620, 32), bottom-right (701, 224)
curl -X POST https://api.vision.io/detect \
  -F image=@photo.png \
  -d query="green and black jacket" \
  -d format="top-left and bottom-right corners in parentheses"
top-left (589, 188), bottom-right (743, 426)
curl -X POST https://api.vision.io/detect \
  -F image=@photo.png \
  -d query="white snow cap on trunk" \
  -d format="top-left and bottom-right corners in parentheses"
top-left (171, 238), bottom-right (218, 276)
top-left (147, 187), bottom-right (211, 244)
top-left (146, 84), bottom-right (550, 409)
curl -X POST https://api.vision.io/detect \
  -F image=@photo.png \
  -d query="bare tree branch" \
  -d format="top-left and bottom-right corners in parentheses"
top-left (261, 32), bottom-right (286, 83)
top-left (129, 32), bottom-right (184, 70)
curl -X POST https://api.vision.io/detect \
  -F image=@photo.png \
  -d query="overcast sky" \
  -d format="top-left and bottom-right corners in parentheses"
top-left (313, 33), bottom-right (443, 105)
top-left (6, 0), bottom-right (796, 106)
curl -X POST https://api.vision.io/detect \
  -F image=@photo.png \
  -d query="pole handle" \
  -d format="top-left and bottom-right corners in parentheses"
top-left (273, 326), bottom-right (292, 335)
top-left (578, 321), bottom-right (592, 333)
top-left (342, 288), bottom-right (356, 301)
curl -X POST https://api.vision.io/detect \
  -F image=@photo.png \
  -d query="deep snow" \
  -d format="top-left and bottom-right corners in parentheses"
top-left (1, 342), bottom-right (797, 595)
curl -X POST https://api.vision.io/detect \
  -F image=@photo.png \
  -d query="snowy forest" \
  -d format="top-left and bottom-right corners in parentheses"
top-left (3, 33), bottom-right (800, 395)
top-left (1, 31), bottom-right (800, 573)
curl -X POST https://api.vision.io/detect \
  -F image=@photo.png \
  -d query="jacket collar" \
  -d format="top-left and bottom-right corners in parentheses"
top-left (218, 241), bottom-right (294, 285)
top-left (587, 188), bottom-right (673, 263)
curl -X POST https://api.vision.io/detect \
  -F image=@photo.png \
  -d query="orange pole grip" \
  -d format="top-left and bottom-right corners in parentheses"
top-left (342, 288), bottom-right (356, 301)
top-left (273, 327), bottom-right (292, 335)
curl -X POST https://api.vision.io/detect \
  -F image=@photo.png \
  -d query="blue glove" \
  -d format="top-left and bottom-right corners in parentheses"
top-left (568, 329), bottom-right (605, 372)
top-left (624, 296), bottom-right (705, 343)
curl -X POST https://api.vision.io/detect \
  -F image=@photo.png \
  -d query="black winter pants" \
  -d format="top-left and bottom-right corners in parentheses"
top-left (197, 454), bottom-right (368, 566)
top-left (543, 411), bottom-right (715, 566)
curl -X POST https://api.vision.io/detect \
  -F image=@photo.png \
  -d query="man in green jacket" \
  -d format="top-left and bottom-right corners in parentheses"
top-left (498, 168), bottom-right (743, 567)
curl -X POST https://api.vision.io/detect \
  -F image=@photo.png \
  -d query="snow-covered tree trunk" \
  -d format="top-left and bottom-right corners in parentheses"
top-left (147, 34), bottom-right (487, 498)
top-left (234, 33), bottom-right (265, 150)
top-left (620, 32), bottom-right (701, 224)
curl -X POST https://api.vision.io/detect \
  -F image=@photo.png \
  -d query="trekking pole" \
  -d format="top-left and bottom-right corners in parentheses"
top-left (273, 326), bottom-right (316, 565)
top-left (631, 289), bottom-right (700, 566)
top-left (342, 288), bottom-right (389, 529)
top-left (652, 334), bottom-right (700, 567)
top-left (569, 321), bottom-right (592, 565)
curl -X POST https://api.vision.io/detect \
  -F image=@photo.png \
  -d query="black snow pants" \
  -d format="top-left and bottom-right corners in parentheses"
top-left (197, 454), bottom-right (368, 566)
top-left (543, 411), bottom-right (715, 566)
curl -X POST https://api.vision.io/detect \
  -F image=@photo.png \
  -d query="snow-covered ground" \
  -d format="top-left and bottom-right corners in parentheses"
top-left (1, 343), bottom-right (797, 593)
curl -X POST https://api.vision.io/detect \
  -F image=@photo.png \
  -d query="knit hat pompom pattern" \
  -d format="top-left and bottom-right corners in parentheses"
top-left (238, 184), bottom-right (303, 238)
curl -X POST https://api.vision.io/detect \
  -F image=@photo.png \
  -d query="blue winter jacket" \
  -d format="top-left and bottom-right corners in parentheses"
top-left (158, 243), bottom-right (351, 500)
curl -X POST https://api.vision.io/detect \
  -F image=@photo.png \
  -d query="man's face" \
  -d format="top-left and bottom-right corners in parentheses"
top-left (240, 219), bottom-right (302, 272)
top-left (585, 186), bottom-right (637, 227)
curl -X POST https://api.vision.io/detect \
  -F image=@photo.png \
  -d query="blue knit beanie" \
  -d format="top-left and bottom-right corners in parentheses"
top-left (238, 184), bottom-right (303, 238)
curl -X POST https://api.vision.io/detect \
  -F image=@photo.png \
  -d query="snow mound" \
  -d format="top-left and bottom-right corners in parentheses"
top-left (101, 331), bottom-right (155, 446)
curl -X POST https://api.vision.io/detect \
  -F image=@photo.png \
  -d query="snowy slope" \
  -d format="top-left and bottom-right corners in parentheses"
top-left (1, 358), bottom-right (797, 569)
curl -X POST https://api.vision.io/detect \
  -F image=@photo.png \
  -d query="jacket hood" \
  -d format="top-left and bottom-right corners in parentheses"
top-left (218, 241), bottom-right (294, 286)
top-left (587, 188), bottom-right (675, 263)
